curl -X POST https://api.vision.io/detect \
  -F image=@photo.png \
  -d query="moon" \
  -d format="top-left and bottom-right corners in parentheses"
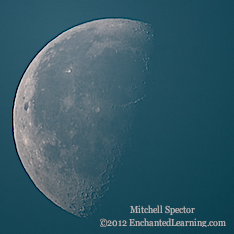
top-left (13, 18), bottom-right (154, 217)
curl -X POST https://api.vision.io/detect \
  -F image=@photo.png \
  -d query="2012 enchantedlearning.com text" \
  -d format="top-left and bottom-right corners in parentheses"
top-left (100, 218), bottom-right (226, 227)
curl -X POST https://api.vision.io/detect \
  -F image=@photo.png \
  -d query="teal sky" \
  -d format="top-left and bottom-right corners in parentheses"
top-left (0, 1), bottom-right (233, 233)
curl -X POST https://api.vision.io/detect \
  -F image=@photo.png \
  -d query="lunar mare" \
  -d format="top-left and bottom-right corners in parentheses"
top-left (13, 18), bottom-right (154, 217)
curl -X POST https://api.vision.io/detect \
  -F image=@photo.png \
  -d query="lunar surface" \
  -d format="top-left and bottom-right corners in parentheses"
top-left (13, 18), bottom-right (154, 217)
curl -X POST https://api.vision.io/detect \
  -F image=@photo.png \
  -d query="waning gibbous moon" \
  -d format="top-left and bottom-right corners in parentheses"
top-left (13, 18), bottom-right (154, 217)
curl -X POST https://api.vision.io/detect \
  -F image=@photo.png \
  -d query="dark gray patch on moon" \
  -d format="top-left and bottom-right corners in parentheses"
top-left (13, 18), bottom-right (154, 217)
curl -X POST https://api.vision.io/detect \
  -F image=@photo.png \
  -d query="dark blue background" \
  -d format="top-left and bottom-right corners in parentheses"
top-left (0, 0), bottom-right (233, 233)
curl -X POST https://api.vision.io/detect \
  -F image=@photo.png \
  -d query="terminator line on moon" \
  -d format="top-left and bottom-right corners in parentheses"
top-left (13, 18), bottom-right (154, 217)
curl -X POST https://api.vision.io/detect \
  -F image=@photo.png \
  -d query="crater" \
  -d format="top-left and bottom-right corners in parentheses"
top-left (94, 107), bottom-right (100, 113)
top-left (24, 102), bottom-right (29, 111)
